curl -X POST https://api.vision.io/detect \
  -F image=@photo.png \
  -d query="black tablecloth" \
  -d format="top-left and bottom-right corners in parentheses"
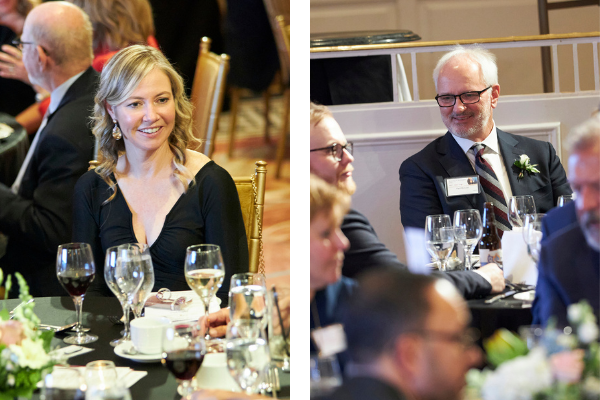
top-left (0, 113), bottom-right (29, 186)
top-left (3, 296), bottom-right (290, 399)
top-left (468, 295), bottom-right (533, 342)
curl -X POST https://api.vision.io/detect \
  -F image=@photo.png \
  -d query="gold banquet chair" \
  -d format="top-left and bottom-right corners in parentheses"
top-left (234, 161), bottom-right (267, 274)
top-left (190, 37), bottom-right (230, 158)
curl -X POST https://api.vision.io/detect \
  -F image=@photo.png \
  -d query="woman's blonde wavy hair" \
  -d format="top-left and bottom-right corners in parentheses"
top-left (92, 45), bottom-right (198, 203)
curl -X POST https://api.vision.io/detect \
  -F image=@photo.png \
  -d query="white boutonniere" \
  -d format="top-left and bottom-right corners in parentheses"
top-left (513, 154), bottom-right (540, 180)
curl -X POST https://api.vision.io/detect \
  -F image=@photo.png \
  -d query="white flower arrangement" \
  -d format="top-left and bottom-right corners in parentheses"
top-left (0, 270), bottom-right (60, 399)
top-left (514, 154), bottom-right (541, 180)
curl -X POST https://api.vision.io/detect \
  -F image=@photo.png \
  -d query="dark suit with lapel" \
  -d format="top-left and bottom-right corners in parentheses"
top-left (0, 67), bottom-right (99, 297)
top-left (399, 129), bottom-right (572, 230)
top-left (322, 377), bottom-right (408, 400)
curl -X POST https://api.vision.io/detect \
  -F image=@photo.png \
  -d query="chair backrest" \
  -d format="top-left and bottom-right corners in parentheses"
top-left (262, 0), bottom-right (290, 85)
top-left (234, 161), bottom-right (267, 273)
top-left (190, 37), bottom-right (230, 157)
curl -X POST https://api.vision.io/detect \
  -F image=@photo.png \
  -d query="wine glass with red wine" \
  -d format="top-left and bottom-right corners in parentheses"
top-left (56, 243), bottom-right (98, 344)
top-left (161, 323), bottom-right (206, 399)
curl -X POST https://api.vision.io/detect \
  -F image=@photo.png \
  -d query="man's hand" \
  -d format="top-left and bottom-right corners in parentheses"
top-left (474, 263), bottom-right (506, 294)
top-left (198, 307), bottom-right (230, 338)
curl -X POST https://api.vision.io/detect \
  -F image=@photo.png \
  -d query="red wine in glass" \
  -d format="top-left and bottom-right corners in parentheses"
top-left (57, 272), bottom-right (95, 297)
top-left (162, 349), bottom-right (205, 380)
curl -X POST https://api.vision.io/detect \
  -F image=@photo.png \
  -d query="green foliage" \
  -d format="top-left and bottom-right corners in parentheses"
top-left (484, 328), bottom-right (529, 367)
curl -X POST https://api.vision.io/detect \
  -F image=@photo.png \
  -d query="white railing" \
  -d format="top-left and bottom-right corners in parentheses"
top-left (310, 32), bottom-right (600, 102)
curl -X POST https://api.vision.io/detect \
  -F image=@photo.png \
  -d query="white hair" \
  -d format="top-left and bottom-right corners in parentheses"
top-left (566, 115), bottom-right (600, 154)
top-left (433, 44), bottom-right (498, 91)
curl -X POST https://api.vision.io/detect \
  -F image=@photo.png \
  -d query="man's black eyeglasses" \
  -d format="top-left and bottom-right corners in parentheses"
top-left (408, 327), bottom-right (480, 349)
top-left (11, 38), bottom-right (37, 51)
top-left (435, 86), bottom-right (491, 107)
top-left (310, 142), bottom-right (353, 162)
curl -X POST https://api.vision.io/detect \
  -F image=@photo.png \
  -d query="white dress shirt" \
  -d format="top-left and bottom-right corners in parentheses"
top-left (451, 121), bottom-right (513, 205)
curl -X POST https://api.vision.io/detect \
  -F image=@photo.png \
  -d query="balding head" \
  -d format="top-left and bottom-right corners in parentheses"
top-left (23, 1), bottom-right (93, 69)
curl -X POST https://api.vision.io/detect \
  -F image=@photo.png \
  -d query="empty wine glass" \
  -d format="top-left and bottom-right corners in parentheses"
top-left (161, 322), bottom-right (206, 400)
top-left (558, 194), bottom-right (575, 207)
top-left (85, 360), bottom-right (118, 391)
top-left (523, 213), bottom-right (546, 263)
top-left (184, 244), bottom-right (225, 340)
top-left (424, 215), bottom-right (454, 272)
top-left (229, 273), bottom-right (267, 326)
top-left (104, 245), bottom-right (144, 346)
top-left (508, 195), bottom-right (536, 229)
top-left (131, 244), bottom-right (155, 319)
top-left (453, 210), bottom-right (483, 271)
top-left (225, 320), bottom-right (271, 395)
top-left (56, 243), bottom-right (98, 344)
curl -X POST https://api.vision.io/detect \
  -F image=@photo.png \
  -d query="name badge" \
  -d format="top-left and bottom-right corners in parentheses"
top-left (445, 176), bottom-right (480, 197)
top-left (311, 323), bottom-right (347, 357)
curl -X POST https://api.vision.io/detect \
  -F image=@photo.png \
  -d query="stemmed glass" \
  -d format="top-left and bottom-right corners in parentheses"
top-left (558, 194), bottom-right (574, 207)
top-left (523, 213), bottom-right (546, 263)
top-left (225, 320), bottom-right (271, 395)
top-left (229, 273), bottom-right (267, 326)
top-left (56, 243), bottom-right (98, 344)
top-left (161, 322), bottom-right (206, 400)
top-left (105, 245), bottom-right (145, 346)
top-left (424, 215), bottom-right (454, 272)
top-left (184, 244), bottom-right (225, 340)
top-left (453, 210), bottom-right (483, 271)
top-left (508, 195), bottom-right (536, 229)
top-left (131, 244), bottom-right (155, 319)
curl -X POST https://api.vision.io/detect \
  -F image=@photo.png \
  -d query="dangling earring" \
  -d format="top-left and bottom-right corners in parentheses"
top-left (112, 119), bottom-right (122, 140)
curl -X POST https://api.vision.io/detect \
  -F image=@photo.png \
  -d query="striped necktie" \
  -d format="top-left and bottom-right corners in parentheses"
top-left (471, 143), bottom-right (511, 233)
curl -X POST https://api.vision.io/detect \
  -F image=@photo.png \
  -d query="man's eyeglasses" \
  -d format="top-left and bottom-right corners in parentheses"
top-left (310, 142), bottom-right (353, 162)
top-left (11, 38), bottom-right (37, 51)
top-left (409, 327), bottom-right (480, 349)
top-left (435, 86), bottom-right (491, 107)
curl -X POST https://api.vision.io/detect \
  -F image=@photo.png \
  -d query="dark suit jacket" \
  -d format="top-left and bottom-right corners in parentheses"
top-left (342, 209), bottom-right (492, 299)
top-left (399, 129), bottom-right (572, 230)
top-left (532, 220), bottom-right (599, 327)
top-left (0, 67), bottom-right (99, 297)
top-left (321, 376), bottom-right (408, 400)
top-left (542, 201), bottom-right (577, 239)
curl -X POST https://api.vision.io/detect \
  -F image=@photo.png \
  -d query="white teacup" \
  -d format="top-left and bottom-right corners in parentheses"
top-left (130, 317), bottom-right (170, 354)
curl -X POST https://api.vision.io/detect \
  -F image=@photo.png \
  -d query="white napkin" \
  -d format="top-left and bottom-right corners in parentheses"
top-left (502, 228), bottom-right (539, 285)
top-left (144, 290), bottom-right (221, 323)
top-left (40, 366), bottom-right (147, 389)
top-left (49, 345), bottom-right (94, 359)
top-left (0, 123), bottom-right (14, 139)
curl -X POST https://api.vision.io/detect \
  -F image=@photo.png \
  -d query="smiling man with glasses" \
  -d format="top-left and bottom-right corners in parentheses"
top-left (399, 45), bottom-right (572, 237)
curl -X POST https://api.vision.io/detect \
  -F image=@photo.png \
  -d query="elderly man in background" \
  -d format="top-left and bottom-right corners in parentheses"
top-left (400, 45), bottom-right (572, 234)
top-left (324, 269), bottom-right (482, 400)
top-left (0, 1), bottom-right (98, 297)
top-left (533, 116), bottom-right (600, 327)
top-left (310, 102), bottom-right (505, 298)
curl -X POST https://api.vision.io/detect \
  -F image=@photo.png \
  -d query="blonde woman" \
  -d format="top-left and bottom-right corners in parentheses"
top-left (72, 45), bottom-right (248, 301)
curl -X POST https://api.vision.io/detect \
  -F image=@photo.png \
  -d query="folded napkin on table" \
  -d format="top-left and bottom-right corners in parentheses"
top-left (39, 365), bottom-right (147, 389)
top-left (144, 290), bottom-right (221, 323)
top-left (502, 228), bottom-right (538, 286)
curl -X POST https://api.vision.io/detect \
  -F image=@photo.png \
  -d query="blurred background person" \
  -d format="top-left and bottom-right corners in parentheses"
top-left (72, 45), bottom-right (248, 302)
top-left (533, 116), bottom-right (600, 327)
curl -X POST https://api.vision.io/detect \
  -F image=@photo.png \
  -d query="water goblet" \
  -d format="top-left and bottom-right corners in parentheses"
top-left (104, 245), bottom-right (145, 346)
top-left (229, 272), bottom-right (267, 326)
top-left (523, 213), bottom-right (545, 263)
top-left (424, 214), bottom-right (454, 272)
top-left (161, 322), bottom-right (206, 400)
top-left (508, 195), bottom-right (536, 229)
top-left (184, 244), bottom-right (225, 340)
top-left (225, 320), bottom-right (271, 395)
top-left (56, 243), bottom-right (98, 344)
top-left (558, 194), bottom-right (575, 207)
top-left (131, 244), bottom-right (155, 319)
top-left (453, 209), bottom-right (483, 270)
top-left (85, 360), bottom-right (118, 391)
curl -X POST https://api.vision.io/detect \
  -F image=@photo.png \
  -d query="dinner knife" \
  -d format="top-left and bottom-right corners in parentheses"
top-left (485, 290), bottom-right (517, 304)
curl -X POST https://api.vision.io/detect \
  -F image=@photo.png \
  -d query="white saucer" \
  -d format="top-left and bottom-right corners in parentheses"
top-left (513, 290), bottom-right (535, 301)
top-left (114, 343), bottom-right (162, 363)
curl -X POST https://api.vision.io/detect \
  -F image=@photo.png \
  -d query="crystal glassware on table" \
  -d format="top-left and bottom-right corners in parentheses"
top-left (184, 244), bottom-right (225, 340)
top-left (56, 242), bottom-right (98, 344)
top-left (508, 195), bottom-right (536, 229)
top-left (131, 244), bottom-right (155, 319)
top-left (229, 272), bottom-right (267, 327)
top-left (161, 322), bottom-right (206, 400)
top-left (225, 320), bottom-right (271, 395)
top-left (557, 194), bottom-right (574, 207)
top-left (104, 244), bottom-right (145, 346)
top-left (453, 209), bottom-right (483, 271)
top-left (267, 286), bottom-right (290, 371)
top-left (523, 213), bottom-right (546, 263)
top-left (424, 214), bottom-right (454, 272)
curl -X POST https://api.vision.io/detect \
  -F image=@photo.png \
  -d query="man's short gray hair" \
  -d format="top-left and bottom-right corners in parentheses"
top-left (566, 116), bottom-right (600, 154)
top-left (433, 44), bottom-right (498, 91)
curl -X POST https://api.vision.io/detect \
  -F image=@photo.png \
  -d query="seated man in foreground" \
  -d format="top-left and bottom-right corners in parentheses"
top-left (310, 102), bottom-right (504, 298)
top-left (533, 116), bottom-right (600, 327)
top-left (324, 269), bottom-right (482, 400)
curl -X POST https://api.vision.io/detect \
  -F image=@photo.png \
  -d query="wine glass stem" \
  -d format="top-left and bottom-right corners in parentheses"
top-left (73, 295), bottom-right (84, 334)
top-left (439, 259), bottom-right (447, 272)
top-left (203, 300), bottom-right (211, 340)
top-left (465, 245), bottom-right (473, 271)
top-left (123, 304), bottom-right (132, 340)
top-left (178, 379), bottom-right (194, 399)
